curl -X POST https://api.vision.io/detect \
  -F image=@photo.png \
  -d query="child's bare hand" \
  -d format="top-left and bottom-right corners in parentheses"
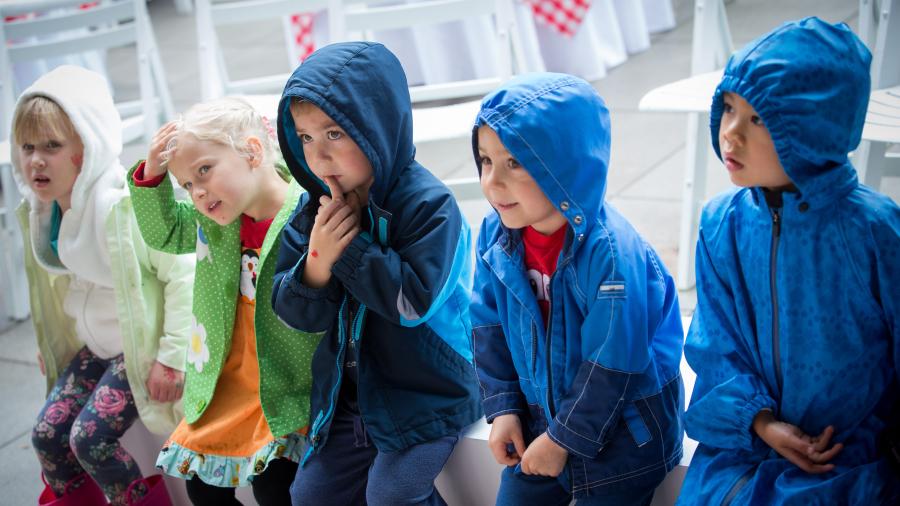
top-left (488, 414), bottom-right (527, 466)
top-left (753, 410), bottom-right (843, 474)
top-left (520, 432), bottom-right (568, 477)
top-left (145, 122), bottom-right (179, 179)
top-left (302, 176), bottom-right (360, 288)
top-left (145, 360), bottom-right (184, 403)
top-left (37, 351), bottom-right (45, 376)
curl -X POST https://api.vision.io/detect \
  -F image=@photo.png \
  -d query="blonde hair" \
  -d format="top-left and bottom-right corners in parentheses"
top-left (12, 95), bottom-right (79, 145)
top-left (169, 97), bottom-right (279, 166)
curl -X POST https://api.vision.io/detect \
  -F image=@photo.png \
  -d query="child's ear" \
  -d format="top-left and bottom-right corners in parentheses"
top-left (246, 136), bottom-right (264, 168)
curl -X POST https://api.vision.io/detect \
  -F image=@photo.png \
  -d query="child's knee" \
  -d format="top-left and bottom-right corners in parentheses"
top-left (365, 478), bottom-right (435, 506)
top-left (32, 403), bottom-right (73, 452)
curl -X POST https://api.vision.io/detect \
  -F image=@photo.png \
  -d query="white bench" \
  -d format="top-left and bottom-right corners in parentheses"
top-left (434, 317), bottom-right (698, 506)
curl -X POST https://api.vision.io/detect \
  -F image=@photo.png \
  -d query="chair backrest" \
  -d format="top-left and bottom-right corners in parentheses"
top-left (331, 0), bottom-right (519, 104)
top-left (0, 0), bottom-right (173, 143)
top-left (195, 0), bottom-right (332, 101)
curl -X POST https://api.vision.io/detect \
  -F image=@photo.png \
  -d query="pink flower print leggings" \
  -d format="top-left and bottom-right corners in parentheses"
top-left (32, 346), bottom-right (146, 506)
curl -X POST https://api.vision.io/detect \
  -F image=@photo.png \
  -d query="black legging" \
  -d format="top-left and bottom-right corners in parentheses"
top-left (185, 457), bottom-right (298, 506)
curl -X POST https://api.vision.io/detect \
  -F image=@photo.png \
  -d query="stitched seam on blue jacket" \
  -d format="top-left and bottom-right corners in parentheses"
top-left (563, 294), bottom-right (619, 426)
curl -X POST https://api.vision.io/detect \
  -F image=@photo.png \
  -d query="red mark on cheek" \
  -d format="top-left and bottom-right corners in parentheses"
top-left (310, 250), bottom-right (319, 258)
top-left (71, 153), bottom-right (84, 168)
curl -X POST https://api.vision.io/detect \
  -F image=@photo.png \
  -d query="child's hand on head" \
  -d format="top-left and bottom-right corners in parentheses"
top-left (302, 176), bottom-right (361, 289)
top-left (520, 432), bottom-right (568, 477)
top-left (488, 414), bottom-right (527, 466)
top-left (752, 410), bottom-right (843, 474)
top-left (145, 121), bottom-right (179, 179)
top-left (145, 360), bottom-right (184, 403)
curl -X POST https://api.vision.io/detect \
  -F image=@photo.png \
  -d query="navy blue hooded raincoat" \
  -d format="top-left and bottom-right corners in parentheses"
top-left (470, 73), bottom-right (685, 497)
top-left (679, 17), bottom-right (900, 505)
top-left (271, 42), bottom-right (482, 462)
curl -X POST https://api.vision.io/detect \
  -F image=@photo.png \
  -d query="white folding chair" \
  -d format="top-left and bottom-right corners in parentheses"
top-left (195, 0), bottom-right (332, 102)
top-left (638, 0), bottom-right (732, 290)
top-left (332, 0), bottom-right (524, 145)
top-left (853, 0), bottom-right (900, 190)
top-left (0, 0), bottom-right (174, 144)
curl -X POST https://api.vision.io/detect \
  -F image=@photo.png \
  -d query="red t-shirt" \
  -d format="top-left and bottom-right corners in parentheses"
top-left (521, 224), bottom-right (567, 324)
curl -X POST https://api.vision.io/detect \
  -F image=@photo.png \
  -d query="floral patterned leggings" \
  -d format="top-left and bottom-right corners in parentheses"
top-left (32, 347), bottom-right (146, 506)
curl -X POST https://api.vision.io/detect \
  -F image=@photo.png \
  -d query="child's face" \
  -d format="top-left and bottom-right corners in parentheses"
top-left (168, 133), bottom-right (260, 226)
top-left (290, 101), bottom-right (373, 200)
top-left (719, 92), bottom-right (793, 190)
top-left (477, 126), bottom-right (567, 235)
top-left (18, 131), bottom-right (83, 210)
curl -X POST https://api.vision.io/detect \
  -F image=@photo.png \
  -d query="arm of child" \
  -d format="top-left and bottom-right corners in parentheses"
top-left (271, 197), bottom-right (344, 333)
top-left (471, 223), bottom-right (529, 465)
top-left (544, 245), bottom-right (682, 460)
top-left (471, 232), bottom-right (527, 420)
top-left (139, 222), bottom-right (193, 402)
top-left (330, 187), bottom-right (470, 326)
top-left (682, 231), bottom-right (777, 453)
top-left (127, 123), bottom-right (202, 255)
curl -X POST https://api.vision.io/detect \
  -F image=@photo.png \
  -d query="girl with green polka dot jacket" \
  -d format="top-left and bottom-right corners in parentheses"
top-left (127, 98), bottom-right (320, 504)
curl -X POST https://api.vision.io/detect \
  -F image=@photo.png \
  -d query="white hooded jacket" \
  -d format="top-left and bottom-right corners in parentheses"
top-left (12, 66), bottom-right (128, 358)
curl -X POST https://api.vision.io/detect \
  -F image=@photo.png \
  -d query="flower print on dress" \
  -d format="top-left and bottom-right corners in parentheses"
top-left (196, 223), bottom-right (212, 263)
top-left (187, 315), bottom-right (211, 372)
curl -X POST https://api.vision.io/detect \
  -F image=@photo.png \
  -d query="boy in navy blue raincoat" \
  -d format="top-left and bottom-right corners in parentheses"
top-left (679, 17), bottom-right (900, 505)
top-left (271, 42), bottom-right (481, 505)
top-left (471, 73), bottom-right (685, 505)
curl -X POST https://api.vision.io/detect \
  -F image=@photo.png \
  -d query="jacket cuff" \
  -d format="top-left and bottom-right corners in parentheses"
top-left (547, 416), bottom-right (603, 459)
top-left (738, 393), bottom-right (776, 452)
top-left (332, 233), bottom-right (371, 282)
top-left (286, 260), bottom-right (342, 301)
top-left (132, 160), bottom-right (167, 187)
top-left (155, 335), bottom-right (187, 372)
top-left (483, 392), bottom-right (526, 423)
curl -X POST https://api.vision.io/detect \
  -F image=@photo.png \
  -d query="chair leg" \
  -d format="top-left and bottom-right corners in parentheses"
top-left (677, 112), bottom-right (710, 291)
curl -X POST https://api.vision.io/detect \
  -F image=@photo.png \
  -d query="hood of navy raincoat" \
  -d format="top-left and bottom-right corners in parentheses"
top-left (709, 17), bottom-right (871, 210)
top-left (277, 41), bottom-right (414, 208)
top-left (472, 73), bottom-right (611, 241)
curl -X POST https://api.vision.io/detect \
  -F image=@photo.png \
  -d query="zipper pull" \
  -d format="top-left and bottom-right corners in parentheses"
top-left (771, 209), bottom-right (781, 238)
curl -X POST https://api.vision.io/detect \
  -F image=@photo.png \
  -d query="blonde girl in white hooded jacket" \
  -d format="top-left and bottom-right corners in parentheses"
top-left (10, 65), bottom-right (194, 506)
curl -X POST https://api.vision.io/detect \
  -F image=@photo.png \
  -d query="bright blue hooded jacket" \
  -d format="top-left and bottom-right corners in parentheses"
top-left (271, 42), bottom-right (482, 460)
top-left (470, 73), bottom-right (685, 496)
top-left (679, 18), bottom-right (900, 506)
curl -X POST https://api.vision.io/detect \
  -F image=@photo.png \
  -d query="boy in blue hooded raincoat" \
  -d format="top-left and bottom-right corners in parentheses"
top-left (678, 17), bottom-right (900, 506)
top-left (271, 42), bottom-right (482, 505)
top-left (471, 73), bottom-right (685, 505)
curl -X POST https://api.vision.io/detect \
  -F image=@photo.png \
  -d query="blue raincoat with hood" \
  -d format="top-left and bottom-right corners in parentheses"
top-left (678, 17), bottom-right (900, 506)
top-left (470, 73), bottom-right (685, 497)
top-left (271, 42), bottom-right (482, 461)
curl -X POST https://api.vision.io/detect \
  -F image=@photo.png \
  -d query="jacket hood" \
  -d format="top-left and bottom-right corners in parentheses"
top-left (11, 65), bottom-right (125, 211)
top-left (9, 65), bottom-right (126, 284)
top-left (710, 17), bottom-right (871, 210)
top-left (472, 73), bottom-right (611, 240)
top-left (277, 42), bottom-right (414, 207)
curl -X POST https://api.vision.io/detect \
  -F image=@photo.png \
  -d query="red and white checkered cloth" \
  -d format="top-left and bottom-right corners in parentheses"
top-left (289, 13), bottom-right (316, 63)
top-left (527, 0), bottom-right (593, 37)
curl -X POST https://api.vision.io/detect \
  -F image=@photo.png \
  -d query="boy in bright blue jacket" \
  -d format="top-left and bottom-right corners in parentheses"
top-left (471, 73), bottom-right (685, 505)
top-left (678, 17), bottom-right (900, 505)
top-left (271, 42), bottom-right (481, 505)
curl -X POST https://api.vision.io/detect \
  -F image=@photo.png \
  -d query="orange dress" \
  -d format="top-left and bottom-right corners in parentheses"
top-left (156, 218), bottom-right (304, 487)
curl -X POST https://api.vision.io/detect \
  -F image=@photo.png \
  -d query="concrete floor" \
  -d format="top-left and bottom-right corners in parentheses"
top-left (1, 0), bottom-right (895, 504)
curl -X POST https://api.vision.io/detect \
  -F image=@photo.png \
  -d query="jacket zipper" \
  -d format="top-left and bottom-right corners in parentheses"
top-left (545, 280), bottom-right (556, 418)
top-left (769, 207), bottom-right (783, 394)
top-left (721, 464), bottom-right (757, 506)
top-left (302, 295), bottom-right (349, 464)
